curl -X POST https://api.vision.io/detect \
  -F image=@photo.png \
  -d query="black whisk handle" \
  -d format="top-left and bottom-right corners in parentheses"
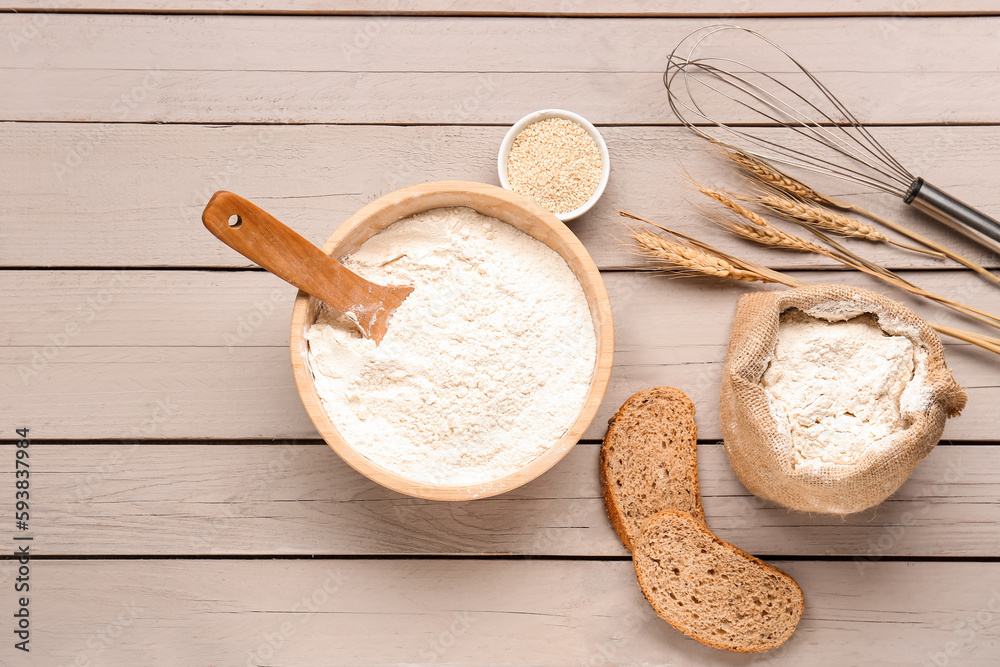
top-left (906, 178), bottom-right (1000, 256)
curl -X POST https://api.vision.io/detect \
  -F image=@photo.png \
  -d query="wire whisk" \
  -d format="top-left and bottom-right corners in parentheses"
top-left (664, 24), bottom-right (1000, 256)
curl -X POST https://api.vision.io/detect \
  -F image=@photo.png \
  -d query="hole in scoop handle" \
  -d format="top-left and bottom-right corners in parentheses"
top-left (201, 191), bottom-right (410, 342)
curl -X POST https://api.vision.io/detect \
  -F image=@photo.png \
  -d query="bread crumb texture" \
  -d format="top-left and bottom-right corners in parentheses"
top-left (600, 387), bottom-right (704, 552)
top-left (634, 510), bottom-right (804, 653)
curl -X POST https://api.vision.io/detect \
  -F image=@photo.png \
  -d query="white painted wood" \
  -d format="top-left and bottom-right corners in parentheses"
top-left (3, 16), bottom-right (1000, 124)
top-left (4, 123), bottom-right (1000, 269)
top-left (10, 69), bottom-right (997, 126)
top-left (6, 442), bottom-right (995, 557)
top-left (14, 559), bottom-right (1000, 665)
top-left (4, 7), bottom-right (999, 665)
top-left (7, 0), bottom-right (1000, 15)
top-left (9, 15), bottom-right (999, 75)
top-left (3, 269), bottom-right (999, 441)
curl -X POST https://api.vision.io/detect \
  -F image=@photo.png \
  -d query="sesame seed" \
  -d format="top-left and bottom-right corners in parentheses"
top-left (506, 117), bottom-right (603, 215)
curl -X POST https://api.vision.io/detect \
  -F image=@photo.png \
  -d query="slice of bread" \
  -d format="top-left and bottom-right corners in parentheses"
top-left (600, 387), bottom-right (704, 551)
top-left (633, 509), bottom-right (804, 653)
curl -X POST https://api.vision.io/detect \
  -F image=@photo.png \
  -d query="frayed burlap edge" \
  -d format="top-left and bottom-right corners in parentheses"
top-left (720, 284), bottom-right (967, 515)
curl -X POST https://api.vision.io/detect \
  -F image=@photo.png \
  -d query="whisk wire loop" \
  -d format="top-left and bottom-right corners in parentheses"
top-left (665, 58), bottom-right (912, 197)
top-left (665, 24), bottom-right (916, 198)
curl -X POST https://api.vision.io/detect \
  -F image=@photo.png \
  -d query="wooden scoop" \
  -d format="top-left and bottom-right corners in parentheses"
top-left (202, 191), bottom-right (413, 344)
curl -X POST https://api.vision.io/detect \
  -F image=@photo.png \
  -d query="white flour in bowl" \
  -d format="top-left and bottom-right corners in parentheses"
top-left (303, 206), bottom-right (596, 485)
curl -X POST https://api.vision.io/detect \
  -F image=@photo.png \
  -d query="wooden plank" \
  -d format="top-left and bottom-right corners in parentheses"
top-left (9, 69), bottom-right (997, 126)
top-left (12, 558), bottom-right (1000, 665)
top-left (4, 123), bottom-right (1000, 270)
top-left (7, 0), bottom-right (1000, 16)
top-left (8, 15), bottom-right (1000, 75)
top-left (3, 16), bottom-right (1000, 124)
top-left (4, 442), bottom-right (996, 557)
top-left (3, 269), bottom-right (1000, 441)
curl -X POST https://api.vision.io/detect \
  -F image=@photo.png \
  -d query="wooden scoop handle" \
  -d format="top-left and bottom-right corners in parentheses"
top-left (202, 191), bottom-right (412, 343)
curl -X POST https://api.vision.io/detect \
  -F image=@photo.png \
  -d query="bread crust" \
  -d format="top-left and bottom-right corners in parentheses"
top-left (600, 387), bottom-right (703, 551)
top-left (633, 509), bottom-right (805, 653)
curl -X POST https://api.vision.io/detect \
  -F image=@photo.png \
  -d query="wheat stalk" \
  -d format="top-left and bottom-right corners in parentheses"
top-left (789, 219), bottom-right (1000, 331)
top-left (848, 204), bottom-right (1000, 284)
top-left (697, 188), bottom-right (837, 258)
top-left (931, 322), bottom-right (1000, 354)
top-left (621, 211), bottom-right (802, 287)
top-left (751, 191), bottom-right (885, 240)
top-left (715, 216), bottom-right (830, 256)
top-left (620, 210), bottom-right (1000, 356)
top-left (723, 147), bottom-right (1000, 284)
top-left (697, 186), bottom-right (1000, 332)
top-left (698, 186), bottom-right (769, 228)
top-left (741, 191), bottom-right (942, 257)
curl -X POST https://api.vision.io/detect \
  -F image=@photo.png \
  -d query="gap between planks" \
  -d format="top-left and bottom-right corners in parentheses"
top-left (5, 16), bottom-right (1000, 126)
top-left (6, 0), bottom-right (1000, 17)
top-left (4, 124), bottom-right (1000, 270)
top-left (3, 269), bottom-right (999, 442)
top-left (1, 442), bottom-right (995, 557)
top-left (3, 554), bottom-right (999, 562)
top-left (11, 558), bottom-right (1000, 666)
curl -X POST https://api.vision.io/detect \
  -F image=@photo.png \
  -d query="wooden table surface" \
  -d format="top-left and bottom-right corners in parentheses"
top-left (3, 3), bottom-right (1000, 665)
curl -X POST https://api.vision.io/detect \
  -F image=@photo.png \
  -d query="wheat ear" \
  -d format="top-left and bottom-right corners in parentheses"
top-left (698, 185), bottom-right (1000, 331)
top-left (723, 149), bottom-right (826, 203)
top-left (620, 211), bottom-right (800, 287)
top-left (621, 210), bottom-right (1000, 356)
top-left (724, 147), bottom-right (1000, 284)
top-left (630, 228), bottom-right (773, 283)
top-left (697, 188), bottom-right (836, 258)
top-left (741, 192), bottom-right (943, 257)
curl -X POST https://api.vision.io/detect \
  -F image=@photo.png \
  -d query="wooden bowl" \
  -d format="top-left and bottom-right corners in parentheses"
top-left (289, 181), bottom-right (614, 500)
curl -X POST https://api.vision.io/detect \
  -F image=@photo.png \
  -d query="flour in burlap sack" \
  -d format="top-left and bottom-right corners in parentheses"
top-left (720, 284), bottom-right (966, 515)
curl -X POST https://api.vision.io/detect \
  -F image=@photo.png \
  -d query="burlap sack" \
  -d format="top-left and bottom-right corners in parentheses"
top-left (720, 284), bottom-right (967, 515)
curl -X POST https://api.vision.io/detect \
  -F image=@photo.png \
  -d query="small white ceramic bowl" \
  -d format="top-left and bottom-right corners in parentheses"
top-left (497, 109), bottom-right (610, 222)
